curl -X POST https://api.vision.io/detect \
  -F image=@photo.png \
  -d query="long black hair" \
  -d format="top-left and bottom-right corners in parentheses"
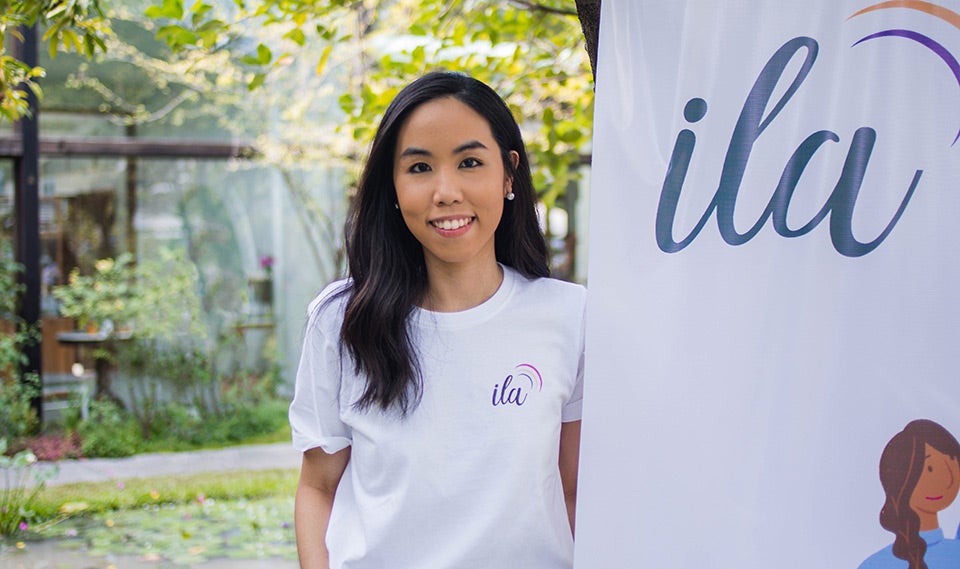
top-left (336, 71), bottom-right (548, 413)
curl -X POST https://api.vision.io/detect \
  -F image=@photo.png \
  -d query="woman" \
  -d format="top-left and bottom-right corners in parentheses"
top-left (289, 71), bottom-right (585, 569)
top-left (859, 419), bottom-right (960, 569)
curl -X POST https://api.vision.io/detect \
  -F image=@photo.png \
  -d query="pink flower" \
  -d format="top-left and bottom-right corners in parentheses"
top-left (259, 255), bottom-right (275, 272)
top-left (19, 521), bottom-right (28, 531)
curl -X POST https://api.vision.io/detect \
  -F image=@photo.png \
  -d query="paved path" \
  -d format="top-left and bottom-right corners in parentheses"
top-left (6, 442), bottom-right (301, 488)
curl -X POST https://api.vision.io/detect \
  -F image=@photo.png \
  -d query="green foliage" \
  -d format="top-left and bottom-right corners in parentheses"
top-left (137, 398), bottom-right (289, 451)
top-left (0, 242), bottom-right (30, 371)
top-left (52, 247), bottom-right (206, 339)
top-left (0, 242), bottom-right (39, 442)
top-left (0, 438), bottom-right (56, 538)
top-left (30, 468), bottom-right (297, 519)
top-left (48, 495), bottom-right (297, 564)
top-left (52, 253), bottom-right (136, 331)
top-left (0, 375), bottom-right (39, 442)
top-left (0, 0), bottom-right (110, 121)
top-left (76, 400), bottom-right (141, 458)
top-left (71, 386), bottom-right (289, 458)
top-left (7, 469), bottom-right (297, 561)
top-left (141, 0), bottom-right (594, 205)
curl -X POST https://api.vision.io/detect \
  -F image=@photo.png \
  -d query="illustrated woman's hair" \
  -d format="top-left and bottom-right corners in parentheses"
top-left (334, 71), bottom-right (548, 413)
top-left (878, 419), bottom-right (960, 569)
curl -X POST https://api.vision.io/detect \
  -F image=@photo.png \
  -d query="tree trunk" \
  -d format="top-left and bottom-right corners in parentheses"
top-left (575, 0), bottom-right (601, 82)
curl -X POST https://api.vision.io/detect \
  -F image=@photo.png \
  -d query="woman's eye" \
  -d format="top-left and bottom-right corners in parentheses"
top-left (928, 465), bottom-right (934, 472)
top-left (409, 162), bottom-right (431, 174)
top-left (460, 157), bottom-right (482, 168)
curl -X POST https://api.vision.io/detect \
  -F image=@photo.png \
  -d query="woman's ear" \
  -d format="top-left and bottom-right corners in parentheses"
top-left (504, 150), bottom-right (520, 197)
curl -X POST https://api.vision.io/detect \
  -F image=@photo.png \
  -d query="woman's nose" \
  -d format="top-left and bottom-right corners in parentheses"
top-left (433, 168), bottom-right (463, 205)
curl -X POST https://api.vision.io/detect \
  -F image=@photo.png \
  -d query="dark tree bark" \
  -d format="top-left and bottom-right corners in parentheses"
top-left (575, 0), bottom-right (601, 81)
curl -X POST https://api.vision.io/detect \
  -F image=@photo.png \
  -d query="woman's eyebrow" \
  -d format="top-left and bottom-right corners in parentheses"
top-left (454, 140), bottom-right (487, 153)
top-left (399, 140), bottom-right (488, 158)
top-left (399, 147), bottom-right (431, 158)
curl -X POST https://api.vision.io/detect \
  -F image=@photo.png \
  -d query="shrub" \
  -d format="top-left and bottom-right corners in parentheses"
top-left (0, 241), bottom-right (39, 443)
top-left (0, 376), bottom-right (38, 443)
top-left (77, 400), bottom-right (141, 458)
top-left (219, 399), bottom-right (289, 442)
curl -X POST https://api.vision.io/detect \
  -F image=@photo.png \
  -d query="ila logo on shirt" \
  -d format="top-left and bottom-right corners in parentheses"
top-left (491, 364), bottom-right (543, 407)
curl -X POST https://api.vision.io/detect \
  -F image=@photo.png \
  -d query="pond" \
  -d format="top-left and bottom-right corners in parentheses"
top-left (1, 496), bottom-right (298, 569)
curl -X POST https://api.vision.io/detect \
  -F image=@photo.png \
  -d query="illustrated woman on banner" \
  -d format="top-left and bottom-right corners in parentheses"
top-left (859, 419), bottom-right (960, 569)
top-left (289, 72), bottom-right (585, 569)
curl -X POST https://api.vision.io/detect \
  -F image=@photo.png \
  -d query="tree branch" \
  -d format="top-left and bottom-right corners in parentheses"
top-left (509, 0), bottom-right (578, 17)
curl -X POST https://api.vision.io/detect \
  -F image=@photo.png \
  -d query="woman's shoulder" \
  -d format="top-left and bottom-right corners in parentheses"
top-left (857, 544), bottom-right (900, 569)
top-left (506, 268), bottom-right (586, 313)
top-left (510, 269), bottom-right (585, 300)
top-left (306, 278), bottom-right (353, 325)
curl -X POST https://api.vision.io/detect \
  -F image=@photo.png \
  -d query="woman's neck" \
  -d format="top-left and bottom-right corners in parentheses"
top-left (917, 512), bottom-right (939, 532)
top-left (421, 260), bottom-right (504, 313)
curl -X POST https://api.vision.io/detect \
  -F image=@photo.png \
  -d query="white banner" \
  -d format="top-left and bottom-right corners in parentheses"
top-left (578, 1), bottom-right (960, 568)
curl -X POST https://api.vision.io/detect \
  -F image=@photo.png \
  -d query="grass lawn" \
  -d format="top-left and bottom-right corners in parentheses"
top-left (34, 468), bottom-right (298, 518)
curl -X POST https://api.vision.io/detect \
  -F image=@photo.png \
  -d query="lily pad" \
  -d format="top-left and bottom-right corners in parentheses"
top-left (48, 495), bottom-right (297, 566)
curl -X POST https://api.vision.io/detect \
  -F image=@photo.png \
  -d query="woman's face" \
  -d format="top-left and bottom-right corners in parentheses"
top-left (909, 443), bottom-right (960, 518)
top-left (393, 97), bottom-right (518, 274)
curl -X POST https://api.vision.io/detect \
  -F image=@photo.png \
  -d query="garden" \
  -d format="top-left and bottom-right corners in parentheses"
top-left (1, 242), bottom-right (296, 567)
top-left (1, 456), bottom-right (299, 568)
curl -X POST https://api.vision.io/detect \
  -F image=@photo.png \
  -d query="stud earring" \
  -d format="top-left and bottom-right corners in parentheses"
top-left (505, 192), bottom-right (515, 201)
top-left (394, 202), bottom-right (399, 209)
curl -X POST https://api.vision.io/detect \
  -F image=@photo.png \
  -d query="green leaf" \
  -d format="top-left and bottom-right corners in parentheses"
top-left (283, 28), bottom-right (306, 47)
top-left (256, 43), bottom-right (272, 64)
top-left (240, 43), bottom-right (272, 66)
top-left (315, 45), bottom-right (332, 76)
top-left (543, 107), bottom-right (556, 127)
top-left (156, 25), bottom-right (198, 49)
top-left (410, 45), bottom-right (426, 65)
top-left (191, 2), bottom-right (213, 25)
top-left (559, 128), bottom-right (582, 143)
top-left (62, 29), bottom-right (84, 54)
top-left (248, 73), bottom-right (266, 91)
top-left (145, 0), bottom-right (185, 20)
top-left (83, 33), bottom-right (96, 56)
top-left (338, 92), bottom-right (359, 113)
top-left (46, 3), bottom-right (68, 19)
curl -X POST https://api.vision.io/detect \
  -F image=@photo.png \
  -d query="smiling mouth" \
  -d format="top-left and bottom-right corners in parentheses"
top-left (430, 217), bottom-right (474, 230)
top-left (925, 495), bottom-right (944, 501)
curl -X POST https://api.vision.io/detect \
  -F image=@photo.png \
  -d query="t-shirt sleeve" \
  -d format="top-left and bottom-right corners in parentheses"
top-left (561, 350), bottom-right (585, 423)
top-left (561, 286), bottom-right (587, 423)
top-left (289, 289), bottom-right (353, 454)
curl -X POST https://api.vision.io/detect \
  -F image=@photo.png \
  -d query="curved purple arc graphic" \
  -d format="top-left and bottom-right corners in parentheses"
top-left (853, 29), bottom-right (960, 144)
top-left (517, 364), bottom-right (543, 391)
top-left (517, 373), bottom-right (536, 391)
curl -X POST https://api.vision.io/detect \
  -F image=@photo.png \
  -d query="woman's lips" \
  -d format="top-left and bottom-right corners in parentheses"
top-left (430, 216), bottom-right (475, 235)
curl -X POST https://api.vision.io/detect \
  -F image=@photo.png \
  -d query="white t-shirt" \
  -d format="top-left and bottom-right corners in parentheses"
top-left (289, 266), bottom-right (586, 569)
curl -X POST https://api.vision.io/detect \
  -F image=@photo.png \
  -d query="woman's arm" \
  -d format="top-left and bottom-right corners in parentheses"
top-left (295, 446), bottom-right (351, 569)
top-left (559, 420), bottom-right (582, 537)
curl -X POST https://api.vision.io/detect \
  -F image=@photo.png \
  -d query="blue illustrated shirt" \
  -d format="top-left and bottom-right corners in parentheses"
top-left (859, 529), bottom-right (960, 569)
